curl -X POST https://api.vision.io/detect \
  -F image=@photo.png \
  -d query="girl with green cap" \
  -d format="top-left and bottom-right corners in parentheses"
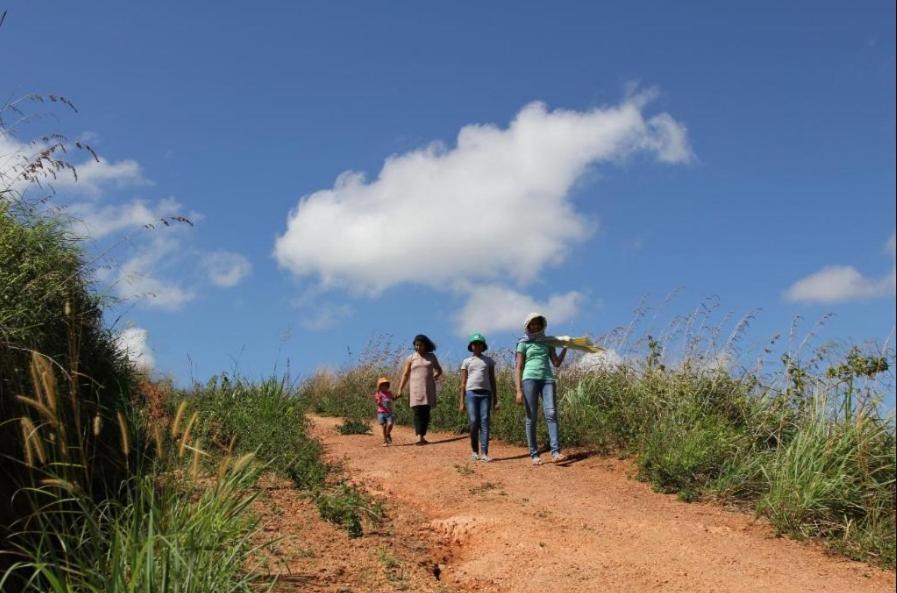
top-left (459, 333), bottom-right (498, 462)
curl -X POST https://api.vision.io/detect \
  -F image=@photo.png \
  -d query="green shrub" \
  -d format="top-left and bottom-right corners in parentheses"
top-left (181, 376), bottom-right (328, 490)
top-left (315, 481), bottom-right (384, 538)
top-left (337, 418), bottom-right (372, 435)
top-left (639, 409), bottom-right (746, 501)
top-left (757, 392), bottom-right (896, 564)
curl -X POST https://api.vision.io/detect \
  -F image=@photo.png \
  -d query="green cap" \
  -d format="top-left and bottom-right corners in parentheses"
top-left (467, 332), bottom-right (488, 352)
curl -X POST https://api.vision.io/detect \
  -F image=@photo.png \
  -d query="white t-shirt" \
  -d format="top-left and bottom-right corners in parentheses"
top-left (460, 354), bottom-right (495, 392)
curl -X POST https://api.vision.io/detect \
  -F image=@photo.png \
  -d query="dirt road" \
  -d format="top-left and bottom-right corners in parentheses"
top-left (309, 415), bottom-right (894, 593)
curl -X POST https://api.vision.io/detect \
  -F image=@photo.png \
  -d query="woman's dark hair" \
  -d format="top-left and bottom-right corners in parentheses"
top-left (412, 334), bottom-right (437, 353)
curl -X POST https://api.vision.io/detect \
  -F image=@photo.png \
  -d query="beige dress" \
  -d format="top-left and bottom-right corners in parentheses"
top-left (408, 352), bottom-right (437, 407)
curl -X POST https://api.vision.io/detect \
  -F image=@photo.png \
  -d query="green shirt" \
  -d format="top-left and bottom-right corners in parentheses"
top-left (516, 341), bottom-right (555, 382)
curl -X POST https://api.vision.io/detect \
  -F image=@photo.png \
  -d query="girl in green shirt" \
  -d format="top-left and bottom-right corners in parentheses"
top-left (515, 313), bottom-right (567, 465)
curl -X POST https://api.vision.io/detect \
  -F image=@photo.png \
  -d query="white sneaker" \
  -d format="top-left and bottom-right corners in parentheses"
top-left (480, 455), bottom-right (492, 463)
top-left (531, 456), bottom-right (543, 466)
top-left (471, 452), bottom-right (479, 461)
top-left (551, 452), bottom-right (567, 463)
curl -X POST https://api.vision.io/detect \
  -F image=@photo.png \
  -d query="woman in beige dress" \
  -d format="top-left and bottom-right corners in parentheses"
top-left (396, 334), bottom-right (443, 445)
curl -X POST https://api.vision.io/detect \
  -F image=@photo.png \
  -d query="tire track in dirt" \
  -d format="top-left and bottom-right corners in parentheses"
top-left (311, 415), bottom-right (894, 593)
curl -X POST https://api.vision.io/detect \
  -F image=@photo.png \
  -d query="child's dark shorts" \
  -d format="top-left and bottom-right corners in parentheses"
top-left (377, 412), bottom-right (394, 425)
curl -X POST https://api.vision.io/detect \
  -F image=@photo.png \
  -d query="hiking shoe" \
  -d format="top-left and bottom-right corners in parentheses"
top-left (531, 456), bottom-right (543, 466)
top-left (471, 452), bottom-right (480, 461)
top-left (480, 455), bottom-right (493, 463)
top-left (551, 452), bottom-right (567, 463)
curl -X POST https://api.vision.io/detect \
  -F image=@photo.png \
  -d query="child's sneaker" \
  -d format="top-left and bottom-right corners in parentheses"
top-left (479, 455), bottom-right (493, 463)
top-left (531, 456), bottom-right (543, 466)
top-left (551, 452), bottom-right (567, 463)
top-left (470, 452), bottom-right (479, 461)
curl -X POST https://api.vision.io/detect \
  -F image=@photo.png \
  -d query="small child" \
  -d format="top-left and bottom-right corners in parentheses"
top-left (373, 377), bottom-right (396, 446)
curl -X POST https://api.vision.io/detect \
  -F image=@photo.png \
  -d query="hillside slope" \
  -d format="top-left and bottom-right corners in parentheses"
top-left (307, 415), bottom-right (894, 593)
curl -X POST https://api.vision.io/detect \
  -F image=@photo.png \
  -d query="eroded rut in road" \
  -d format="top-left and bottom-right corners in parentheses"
top-left (309, 415), bottom-right (894, 593)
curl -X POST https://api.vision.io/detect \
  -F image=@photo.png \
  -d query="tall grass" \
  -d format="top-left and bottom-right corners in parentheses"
top-left (182, 375), bottom-right (328, 489)
top-left (300, 327), bottom-right (896, 567)
top-left (1, 459), bottom-right (268, 593)
top-left (1, 360), bottom-right (284, 592)
top-left (756, 389), bottom-right (895, 563)
top-left (2, 95), bottom-right (139, 564)
top-left (1, 91), bottom-right (287, 588)
top-left (176, 375), bottom-right (383, 538)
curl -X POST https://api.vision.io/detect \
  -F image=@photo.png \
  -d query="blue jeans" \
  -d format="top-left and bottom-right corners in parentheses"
top-left (522, 379), bottom-right (560, 457)
top-left (465, 390), bottom-right (492, 455)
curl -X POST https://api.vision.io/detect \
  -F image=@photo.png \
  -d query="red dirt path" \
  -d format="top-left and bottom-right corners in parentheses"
top-left (303, 415), bottom-right (894, 593)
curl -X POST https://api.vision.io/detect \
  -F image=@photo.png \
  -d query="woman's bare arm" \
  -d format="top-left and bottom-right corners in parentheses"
top-left (395, 359), bottom-right (411, 396)
top-left (550, 347), bottom-right (568, 367)
top-left (489, 365), bottom-right (499, 410)
top-left (459, 369), bottom-right (468, 411)
top-left (432, 355), bottom-right (443, 380)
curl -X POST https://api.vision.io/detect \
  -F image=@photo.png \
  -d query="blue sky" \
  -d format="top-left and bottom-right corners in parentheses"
top-left (2, 1), bottom-right (895, 391)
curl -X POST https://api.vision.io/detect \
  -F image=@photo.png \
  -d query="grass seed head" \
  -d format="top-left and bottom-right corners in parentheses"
top-left (39, 478), bottom-right (79, 494)
top-left (30, 352), bottom-right (58, 414)
top-left (178, 412), bottom-right (198, 459)
top-left (232, 452), bottom-right (255, 474)
top-left (116, 411), bottom-right (129, 457)
top-left (217, 456), bottom-right (231, 483)
top-left (152, 423), bottom-right (165, 459)
top-left (190, 440), bottom-right (202, 481)
top-left (16, 395), bottom-right (59, 428)
top-left (171, 400), bottom-right (187, 437)
top-left (19, 417), bottom-right (38, 466)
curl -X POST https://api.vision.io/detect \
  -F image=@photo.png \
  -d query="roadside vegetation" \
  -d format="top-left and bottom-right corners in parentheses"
top-left (300, 326), bottom-right (896, 568)
top-left (0, 202), bottom-right (377, 590)
top-left (0, 92), bottom-right (374, 591)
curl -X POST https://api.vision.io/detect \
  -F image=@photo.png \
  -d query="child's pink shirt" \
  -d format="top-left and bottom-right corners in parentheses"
top-left (374, 390), bottom-right (394, 414)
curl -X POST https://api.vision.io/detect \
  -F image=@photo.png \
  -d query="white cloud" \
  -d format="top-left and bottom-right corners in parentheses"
top-left (0, 132), bottom-right (145, 198)
top-left (67, 197), bottom-right (184, 239)
top-left (684, 350), bottom-right (734, 373)
top-left (575, 348), bottom-right (624, 370)
top-left (205, 251), bottom-right (252, 287)
top-left (274, 94), bottom-right (691, 295)
top-left (57, 157), bottom-right (146, 197)
top-left (454, 284), bottom-right (583, 336)
top-left (299, 303), bottom-right (354, 330)
top-left (115, 326), bottom-right (155, 370)
top-left (784, 266), bottom-right (894, 303)
top-left (785, 234), bottom-right (896, 304)
top-left (4, 128), bottom-right (243, 315)
top-left (291, 288), bottom-right (354, 330)
top-left (114, 237), bottom-right (195, 310)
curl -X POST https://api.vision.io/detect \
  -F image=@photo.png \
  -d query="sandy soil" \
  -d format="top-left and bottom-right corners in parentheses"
top-left (282, 415), bottom-right (895, 593)
top-left (250, 470), bottom-right (458, 593)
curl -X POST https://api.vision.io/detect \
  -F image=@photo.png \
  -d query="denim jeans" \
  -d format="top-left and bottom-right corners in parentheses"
top-left (522, 379), bottom-right (560, 456)
top-left (465, 389), bottom-right (492, 455)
